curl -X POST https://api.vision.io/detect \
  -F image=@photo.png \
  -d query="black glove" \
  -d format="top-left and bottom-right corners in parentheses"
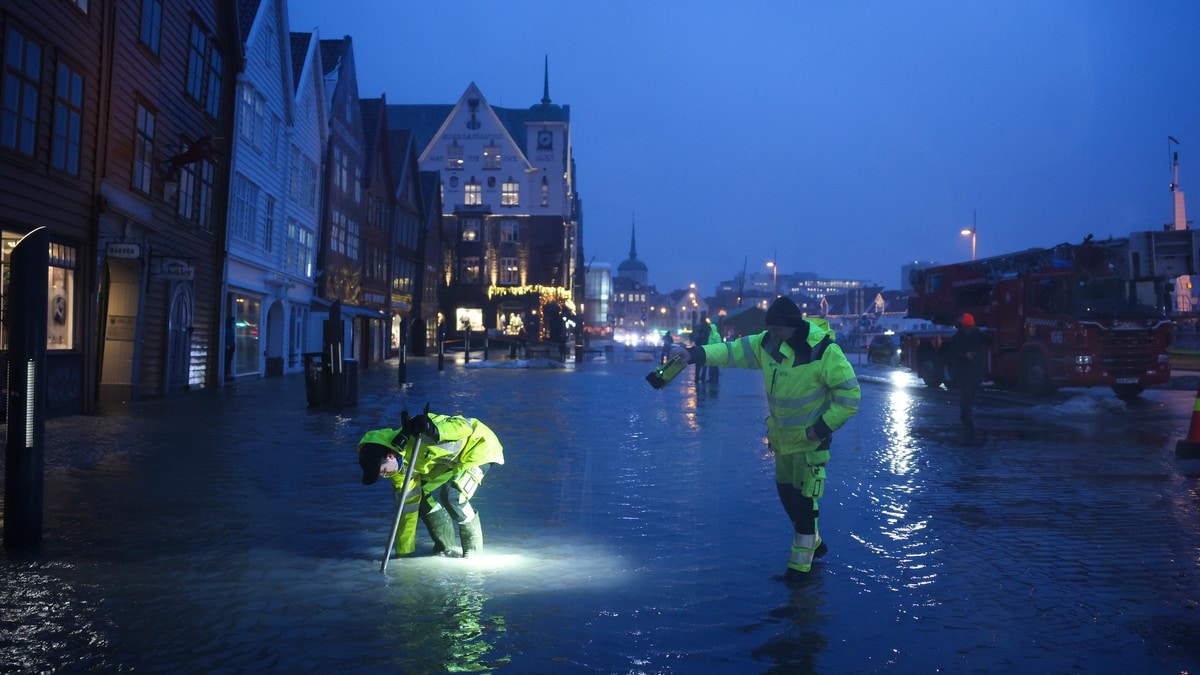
top-left (409, 413), bottom-right (439, 442)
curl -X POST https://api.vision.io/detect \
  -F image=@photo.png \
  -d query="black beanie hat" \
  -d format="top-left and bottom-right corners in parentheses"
top-left (765, 296), bottom-right (805, 327)
top-left (359, 443), bottom-right (393, 485)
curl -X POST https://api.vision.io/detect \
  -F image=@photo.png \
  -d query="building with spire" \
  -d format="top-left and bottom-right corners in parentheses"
top-left (610, 219), bottom-right (659, 343)
top-left (385, 59), bottom-right (582, 345)
top-left (616, 219), bottom-right (648, 285)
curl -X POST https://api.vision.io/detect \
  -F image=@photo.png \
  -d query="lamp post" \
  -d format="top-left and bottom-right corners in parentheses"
top-left (960, 210), bottom-right (977, 261)
top-left (766, 252), bottom-right (778, 297)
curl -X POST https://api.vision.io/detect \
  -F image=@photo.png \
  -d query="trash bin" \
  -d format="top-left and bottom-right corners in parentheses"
top-left (342, 359), bottom-right (358, 406)
top-left (303, 352), bottom-right (329, 406)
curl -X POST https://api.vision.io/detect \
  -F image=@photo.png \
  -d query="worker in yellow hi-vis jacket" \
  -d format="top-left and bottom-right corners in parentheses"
top-left (358, 409), bottom-right (504, 558)
top-left (671, 296), bottom-right (860, 579)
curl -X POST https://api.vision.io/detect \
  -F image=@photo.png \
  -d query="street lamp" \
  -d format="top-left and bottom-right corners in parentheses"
top-left (766, 253), bottom-right (778, 297)
top-left (960, 210), bottom-right (977, 261)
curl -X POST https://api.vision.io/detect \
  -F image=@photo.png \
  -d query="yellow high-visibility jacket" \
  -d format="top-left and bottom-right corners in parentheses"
top-left (403, 413), bottom-right (505, 494)
top-left (357, 414), bottom-right (504, 554)
top-left (699, 319), bottom-right (860, 457)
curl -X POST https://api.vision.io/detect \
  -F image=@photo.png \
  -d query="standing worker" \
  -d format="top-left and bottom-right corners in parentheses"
top-left (948, 312), bottom-right (989, 431)
top-left (691, 318), bottom-right (710, 384)
top-left (706, 317), bottom-right (722, 382)
top-left (358, 408), bottom-right (505, 558)
top-left (670, 296), bottom-right (860, 579)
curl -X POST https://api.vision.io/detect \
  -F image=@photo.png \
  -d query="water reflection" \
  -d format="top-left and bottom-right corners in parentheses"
top-left (382, 562), bottom-right (506, 672)
top-left (0, 561), bottom-right (111, 672)
top-left (844, 378), bottom-right (942, 600)
top-left (749, 577), bottom-right (830, 674)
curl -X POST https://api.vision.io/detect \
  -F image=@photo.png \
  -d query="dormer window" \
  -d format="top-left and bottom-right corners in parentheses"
top-left (483, 141), bottom-right (501, 170)
top-left (446, 140), bottom-right (463, 170)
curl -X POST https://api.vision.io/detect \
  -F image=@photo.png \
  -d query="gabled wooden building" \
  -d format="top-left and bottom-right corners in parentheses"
top-left (358, 95), bottom-right (395, 361)
top-left (315, 35), bottom-right (382, 366)
top-left (93, 0), bottom-right (238, 405)
top-left (0, 0), bottom-right (107, 415)
top-left (223, 0), bottom-right (312, 380)
top-left (383, 128), bottom-right (429, 356)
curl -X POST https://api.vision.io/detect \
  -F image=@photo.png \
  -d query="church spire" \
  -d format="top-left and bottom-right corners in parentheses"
top-left (541, 55), bottom-right (551, 105)
top-left (629, 215), bottom-right (638, 259)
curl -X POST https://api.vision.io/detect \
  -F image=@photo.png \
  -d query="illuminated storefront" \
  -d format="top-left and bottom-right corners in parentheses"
top-left (1, 231), bottom-right (82, 414)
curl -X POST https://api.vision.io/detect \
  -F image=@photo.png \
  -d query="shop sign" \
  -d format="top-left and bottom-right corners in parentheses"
top-left (155, 258), bottom-right (195, 281)
top-left (106, 243), bottom-right (140, 259)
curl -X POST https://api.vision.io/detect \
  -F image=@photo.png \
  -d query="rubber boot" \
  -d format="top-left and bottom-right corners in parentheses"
top-left (459, 514), bottom-right (483, 558)
top-left (788, 533), bottom-right (820, 575)
top-left (814, 519), bottom-right (828, 559)
top-left (422, 506), bottom-right (458, 556)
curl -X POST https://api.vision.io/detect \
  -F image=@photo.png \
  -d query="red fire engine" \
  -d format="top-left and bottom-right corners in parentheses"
top-left (902, 231), bottom-right (1195, 400)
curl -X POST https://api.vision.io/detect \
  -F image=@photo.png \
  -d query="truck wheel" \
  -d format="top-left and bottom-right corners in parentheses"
top-left (1020, 352), bottom-right (1053, 397)
top-left (1111, 384), bottom-right (1144, 400)
top-left (917, 347), bottom-right (942, 387)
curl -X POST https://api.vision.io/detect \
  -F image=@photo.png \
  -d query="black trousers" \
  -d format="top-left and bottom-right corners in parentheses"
top-left (776, 482), bottom-right (818, 535)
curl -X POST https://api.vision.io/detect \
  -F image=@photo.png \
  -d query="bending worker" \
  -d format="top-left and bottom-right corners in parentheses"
top-left (358, 408), bottom-right (504, 558)
top-left (670, 296), bottom-right (860, 578)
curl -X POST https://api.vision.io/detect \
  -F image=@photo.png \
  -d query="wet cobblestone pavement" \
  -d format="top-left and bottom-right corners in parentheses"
top-left (3, 352), bottom-right (1200, 672)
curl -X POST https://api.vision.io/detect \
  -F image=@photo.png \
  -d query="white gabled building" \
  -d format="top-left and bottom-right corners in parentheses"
top-left (284, 31), bottom-right (329, 366)
top-left (221, 0), bottom-right (324, 380)
top-left (387, 66), bottom-right (583, 346)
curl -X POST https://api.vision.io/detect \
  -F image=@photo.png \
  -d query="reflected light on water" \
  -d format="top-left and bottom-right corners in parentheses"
top-left (882, 385), bottom-right (918, 476)
top-left (846, 379), bottom-right (941, 595)
top-left (384, 543), bottom-right (633, 592)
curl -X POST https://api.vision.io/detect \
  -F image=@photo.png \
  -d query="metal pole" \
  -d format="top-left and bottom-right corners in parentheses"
top-left (5, 227), bottom-right (49, 550)
top-left (381, 436), bottom-right (422, 573)
top-left (329, 300), bottom-right (344, 409)
top-left (437, 325), bottom-right (445, 371)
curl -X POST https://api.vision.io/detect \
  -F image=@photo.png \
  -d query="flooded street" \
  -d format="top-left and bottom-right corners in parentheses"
top-left (4, 351), bottom-right (1200, 672)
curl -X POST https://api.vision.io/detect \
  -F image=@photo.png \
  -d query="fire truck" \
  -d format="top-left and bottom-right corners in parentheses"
top-left (902, 230), bottom-right (1198, 400)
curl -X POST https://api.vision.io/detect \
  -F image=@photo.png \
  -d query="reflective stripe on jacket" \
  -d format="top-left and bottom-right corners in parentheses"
top-left (701, 320), bottom-right (860, 455)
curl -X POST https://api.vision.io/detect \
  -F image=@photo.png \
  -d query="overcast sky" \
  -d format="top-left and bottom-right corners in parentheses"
top-left (287, 1), bottom-right (1200, 294)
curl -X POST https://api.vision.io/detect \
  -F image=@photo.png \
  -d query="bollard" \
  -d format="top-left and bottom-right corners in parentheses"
top-left (5, 227), bottom-right (48, 550)
top-left (397, 318), bottom-right (407, 384)
top-left (1177, 387), bottom-right (1200, 458)
top-left (438, 328), bottom-right (445, 371)
top-left (464, 328), bottom-right (471, 364)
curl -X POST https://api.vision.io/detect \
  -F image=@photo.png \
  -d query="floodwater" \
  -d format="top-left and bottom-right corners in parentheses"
top-left (3, 349), bottom-right (1200, 673)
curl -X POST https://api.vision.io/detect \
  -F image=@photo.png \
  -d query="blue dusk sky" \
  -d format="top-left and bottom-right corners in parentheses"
top-left (287, 1), bottom-right (1200, 294)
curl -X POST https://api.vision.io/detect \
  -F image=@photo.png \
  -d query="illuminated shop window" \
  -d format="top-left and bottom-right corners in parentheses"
top-left (0, 233), bottom-right (77, 350)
